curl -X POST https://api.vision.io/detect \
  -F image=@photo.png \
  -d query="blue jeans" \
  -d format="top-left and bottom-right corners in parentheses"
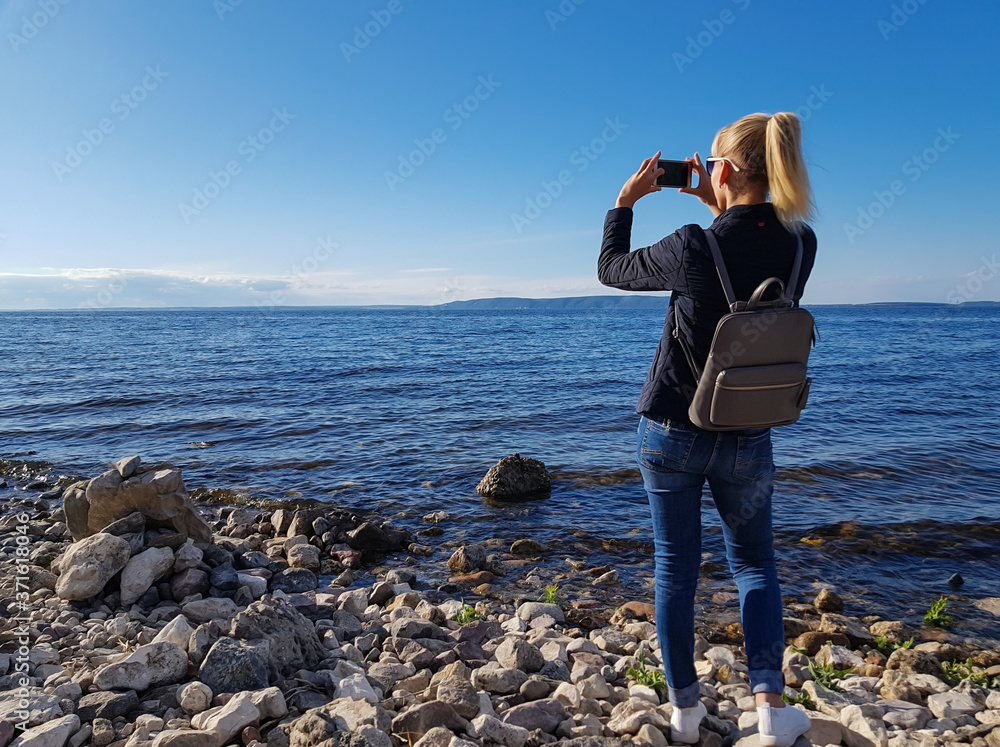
top-left (637, 415), bottom-right (785, 707)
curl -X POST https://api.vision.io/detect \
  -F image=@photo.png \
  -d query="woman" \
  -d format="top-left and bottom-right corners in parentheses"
top-left (598, 112), bottom-right (817, 747)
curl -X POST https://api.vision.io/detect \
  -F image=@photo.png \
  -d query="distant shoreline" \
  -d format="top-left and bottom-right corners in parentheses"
top-left (1, 297), bottom-right (997, 313)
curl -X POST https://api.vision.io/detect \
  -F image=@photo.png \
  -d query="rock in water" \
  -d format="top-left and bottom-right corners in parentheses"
top-left (65, 463), bottom-right (212, 546)
top-left (476, 454), bottom-right (551, 499)
top-left (55, 533), bottom-right (131, 601)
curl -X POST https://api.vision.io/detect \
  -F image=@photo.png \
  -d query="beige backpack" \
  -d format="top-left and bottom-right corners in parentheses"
top-left (673, 228), bottom-right (816, 431)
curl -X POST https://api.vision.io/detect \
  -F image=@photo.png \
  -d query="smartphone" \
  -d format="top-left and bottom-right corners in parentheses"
top-left (655, 159), bottom-right (691, 189)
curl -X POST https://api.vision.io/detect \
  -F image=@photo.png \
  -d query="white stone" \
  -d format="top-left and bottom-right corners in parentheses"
top-left (975, 709), bottom-right (1000, 725)
top-left (94, 641), bottom-right (188, 691)
top-left (501, 616), bottom-right (527, 634)
top-left (152, 615), bottom-right (194, 650)
top-left (55, 533), bottom-right (131, 601)
top-left (926, 691), bottom-right (981, 719)
top-left (248, 687), bottom-right (287, 719)
top-left (987, 690), bottom-right (1000, 710)
top-left (10, 715), bottom-right (81, 747)
top-left (514, 602), bottom-right (564, 623)
top-left (0, 691), bottom-right (62, 727)
top-left (120, 547), bottom-right (175, 606)
top-left (181, 597), bottom-right (240, 624)
top-left (192, 692), bottom-right (259, 746)
top-left (629, 684), bottom-right (660, 706)
top-left (704, 646), bottom-right (737, 668)
top-left (816, 644), bottom-right (866, 672)
top-left (286, 543), bottom-right (320, 570)
top-left (841, 704), bottom-right (889, 747)
top-left (607, 699), bottom-right (670, 736)
top-left (337, 672), bottom-right (379, 703)
top-left (173, 540), bottom-right (204, 572)
top-left (178, 682), bottom-right (213, 714)
top-left (636, 723), bottom-right (669, 747)
top-left (236, 573), bottom-right (267, 599)
top-left (553, 682), bottom-right (581, 708)
top-left (469, 714), bottom-right (528, 747)
top-left (806, 711), bottom-right (844, 746)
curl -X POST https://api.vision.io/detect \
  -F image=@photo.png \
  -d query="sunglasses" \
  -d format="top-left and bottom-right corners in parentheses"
top-left (705, 157), bottom-right (742, 175)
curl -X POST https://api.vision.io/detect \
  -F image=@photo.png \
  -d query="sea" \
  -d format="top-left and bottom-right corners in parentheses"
top-left (2, 303), bottom-right (999, 642)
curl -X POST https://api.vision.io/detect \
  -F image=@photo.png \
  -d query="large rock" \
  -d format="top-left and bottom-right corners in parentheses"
top-left (76, 690), bottom-right (139, 721)
top-left (303, 699), bottom-right (392, 735)
top-left (436, 677), bottom-right (481, 720)
top-left (840, 704), bottom-right (888, 747)
top-left (606, 699), bottom-right (670, 736)
top-left (473, 666), bottom-right (529, 694)
top-left (926, 691), bottom-right (981, 719)
top-left (182, 598), bottom-right (240, 624)
top-left (199, 637), bottom-right (270, 693)
top-left (230, 596), bottom-right (326, 679)
top-left (516, 601), bottom-right (565, 624)
top-left (391, 701), bottom-right (467, 742)
top-left (10, 714), bottom-right (80, 747)
top-left (818, 614), bottom-right (875, 646)
top-left (54, 533), bottom-right (131, 601)
top-left (67, 465), bottom-right (212, 546)
top-left (816, 644), bottom-right (866, 672)
top-left (0, 692), bottom-right (62, 727)
top-left (191, 692), bottom-right (259, 747)
top-left (495, 637), bottom-right (544, 673)
top-left (500, 698), bottom-right (568, 734)
top-left (886, 648), bottom-right (942, 676)
top-left (470, 714), bottom-right (529, 747)
top-left (475, 454), bottom-right (551, 499)
top-left (446, 544), bottom-right (488, 574)
top-left (120, 547), bottom-right (175, 606)
top-left (94, 641), bottom-right (188, 692)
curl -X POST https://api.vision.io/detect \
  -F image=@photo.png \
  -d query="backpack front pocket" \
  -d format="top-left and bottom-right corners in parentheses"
top-left (709, 363), bottom-right (808, 428)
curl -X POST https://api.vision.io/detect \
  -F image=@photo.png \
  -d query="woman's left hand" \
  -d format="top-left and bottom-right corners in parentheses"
top-left (615, 152), bottom-right (663, 209)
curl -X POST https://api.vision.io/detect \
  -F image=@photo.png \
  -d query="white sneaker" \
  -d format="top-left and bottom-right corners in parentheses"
top-left (758, 703), bottom-right (812, 747)
top-left (670, 700), bottom-right (707, 744)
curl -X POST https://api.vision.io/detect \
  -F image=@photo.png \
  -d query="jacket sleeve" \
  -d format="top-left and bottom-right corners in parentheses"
top-left (597, 207), bottom-right (685, 292)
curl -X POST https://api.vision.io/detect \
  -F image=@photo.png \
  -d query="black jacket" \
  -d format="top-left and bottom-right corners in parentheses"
top-left (598, 202), bottom-right (817, 423)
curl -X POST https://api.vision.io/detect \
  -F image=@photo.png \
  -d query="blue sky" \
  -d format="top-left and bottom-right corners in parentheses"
top-left (1, 0), bottom-right (998, 309)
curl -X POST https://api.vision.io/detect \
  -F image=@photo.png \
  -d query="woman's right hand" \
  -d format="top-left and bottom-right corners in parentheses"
top-left (679, 152), bottom-right (718, 212)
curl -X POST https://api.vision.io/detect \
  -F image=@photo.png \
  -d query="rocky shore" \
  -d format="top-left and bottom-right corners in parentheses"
top-left (1, 457), bottom-right (999, 747)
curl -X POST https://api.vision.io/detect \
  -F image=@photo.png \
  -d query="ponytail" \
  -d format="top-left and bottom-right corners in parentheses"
top-left (712, 111), bottom-right (814, 229)
top-left (765, 112), bottom-right (814, 229)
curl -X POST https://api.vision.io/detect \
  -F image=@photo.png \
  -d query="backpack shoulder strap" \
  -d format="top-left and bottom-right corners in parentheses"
top-left (702, 228), bottom-right (738, 312)
top-left (784, 232), bottom-right (804, 304)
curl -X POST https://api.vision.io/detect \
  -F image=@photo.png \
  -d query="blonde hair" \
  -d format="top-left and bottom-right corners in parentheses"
top-left (712, 112), bottom-right (814, 229)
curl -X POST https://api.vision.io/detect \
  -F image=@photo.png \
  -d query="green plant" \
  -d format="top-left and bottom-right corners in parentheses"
top-left (782, 691), bottom-right (816, 710)
top-left (923, 597), bottom-right (953, 629)
top-left (807, 660), bottom-right (854, 691)
top-left (539, 583), bottom-right (560, 605)
top-left (452, 601), bottom-right (480, 625)
top-left (626, 645), bottom-right (667, 698)
top-left (940, 658), bottom-right (991, 688)
top-left (873, 635), bottom-right (914, 657)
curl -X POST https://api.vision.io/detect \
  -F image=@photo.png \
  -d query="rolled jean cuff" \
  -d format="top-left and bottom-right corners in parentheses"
top-left (750, 670), bottom-right (785, 695)
top-left (668, 680), bottom-right (702, 708)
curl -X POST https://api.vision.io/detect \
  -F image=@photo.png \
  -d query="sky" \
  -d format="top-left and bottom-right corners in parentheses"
top-left (1, 0), bottom-right (998, 309)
